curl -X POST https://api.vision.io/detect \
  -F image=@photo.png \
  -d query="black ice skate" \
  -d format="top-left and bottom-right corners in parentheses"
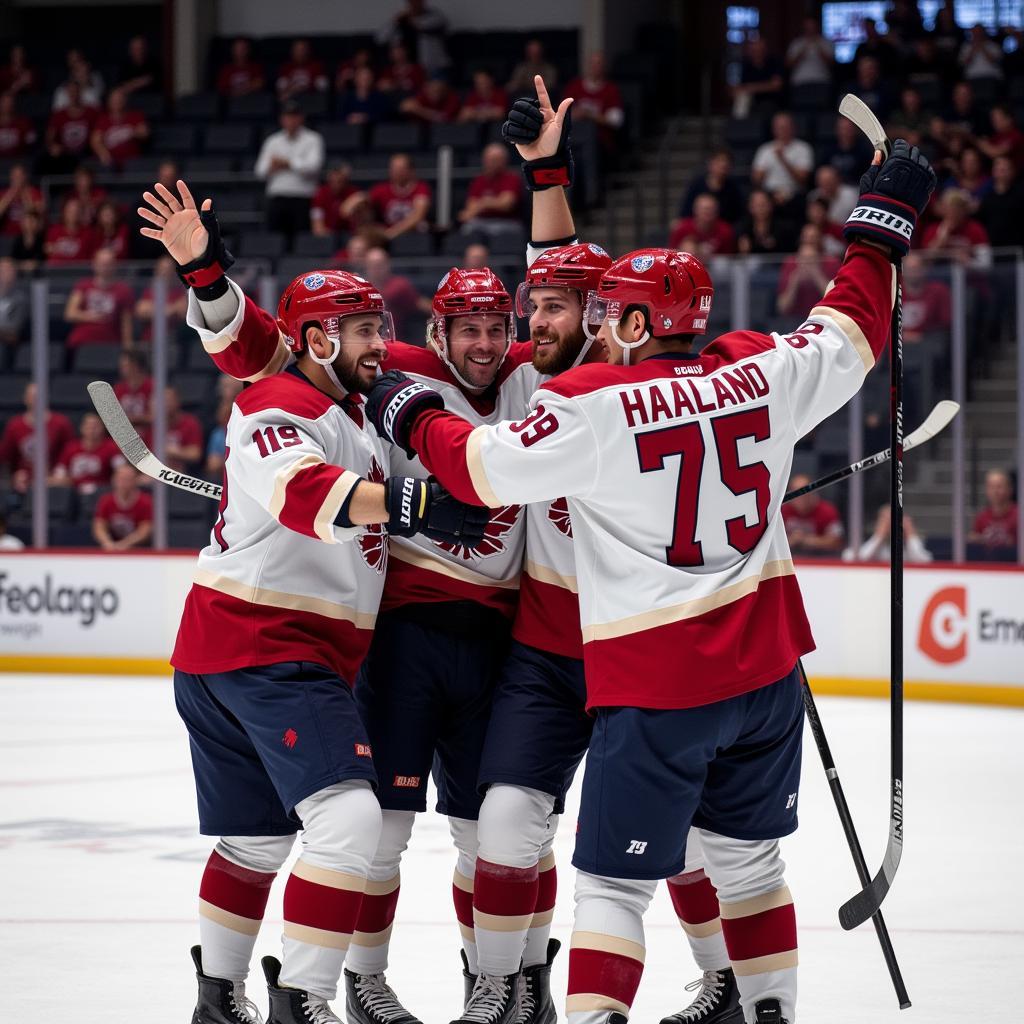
top-left (753, 997), bottom-right (789, 1024)
top-left (514, 939), bottom-right (560, 1024)
top-left (344, 967), bottom-right (424, 1024)
top-left (460, 949), bottom-right (478, 1008)
top-left (658, 967), bottom-right (743, 1024)
top-left (190, 945), bottom-right (264, 1024)
top-left (262, 955), bottom-right (342, 1024)
top-left (450, 970), bottom-right (520, 1024)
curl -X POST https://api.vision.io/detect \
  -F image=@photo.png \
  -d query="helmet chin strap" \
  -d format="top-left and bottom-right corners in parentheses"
top-left (608, 318), bottom-right (649, 367)
top-left (429, 321), bottom-right (513, 393)
top-left (308, 335), bottom-right (348, 393)
top-left (569, 323), bottom-right (598, 369)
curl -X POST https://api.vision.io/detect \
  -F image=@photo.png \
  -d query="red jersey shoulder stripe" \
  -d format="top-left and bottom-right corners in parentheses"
top-left (234, 370), bottom-right (335, 421)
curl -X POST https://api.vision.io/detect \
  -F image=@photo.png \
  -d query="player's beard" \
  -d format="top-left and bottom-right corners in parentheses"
top-left (333, 345), bottom-right (384, 395)
top-left (531, 322), bottom-right (589, 376)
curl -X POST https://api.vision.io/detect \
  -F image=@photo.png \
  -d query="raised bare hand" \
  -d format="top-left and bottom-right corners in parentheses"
top-left (137, 179), bottom-right (212, 265)
top-left (515, 74), bottom-right (573, 162)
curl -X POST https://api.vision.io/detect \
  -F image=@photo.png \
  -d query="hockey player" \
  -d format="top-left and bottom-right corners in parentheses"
top-left (137, 183), bottom-right (489, 1024)
top-left (138, 179), bottom-right (542, 1024)
top-left (364, 139), bottom-right (936, 1024)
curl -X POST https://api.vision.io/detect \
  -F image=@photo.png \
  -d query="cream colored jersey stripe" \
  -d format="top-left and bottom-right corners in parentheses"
top-left (269, 453), bottom-right (324, 522)
top-left (313, 469), bottom-right (361, 544)
top-left (466, 425), bottom-right (503, 507)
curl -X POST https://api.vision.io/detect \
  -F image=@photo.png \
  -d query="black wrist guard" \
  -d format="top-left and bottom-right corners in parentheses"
top-left (176, 207), bottom-right (236, 301)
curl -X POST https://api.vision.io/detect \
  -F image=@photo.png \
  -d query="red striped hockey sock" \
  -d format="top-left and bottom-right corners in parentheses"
top-left (453, 864), bottom-right (478, 973)
top-left (719, 885), bottom-right (798, 1018)
top-left (523, 853), bottom-right (557, 967)
top-left (567, 931), bottom-right (645, 1024)
top-left (473, 857), bottom-right (540, 975)
top-left (666, 869), bottom-right (730, 971)
top-left (198, 849), bottom-right (277, 982)
top-left (346, 874), bottom-right (401, 975)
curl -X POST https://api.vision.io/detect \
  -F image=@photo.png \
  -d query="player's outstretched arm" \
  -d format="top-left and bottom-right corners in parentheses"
top-left (138, 178), bottom-right (289, 382)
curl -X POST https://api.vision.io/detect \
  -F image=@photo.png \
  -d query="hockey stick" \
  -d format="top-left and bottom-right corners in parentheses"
top-left (836, 93), bottom-right (906, 934)
top-left (783, 400), bottom-right (958, 503)
top-left (87, 381), bottom-right (224, 500)
top-left (799, 661), bottom-right (911, 1009)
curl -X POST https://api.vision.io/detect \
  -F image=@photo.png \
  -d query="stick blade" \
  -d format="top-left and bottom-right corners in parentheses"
top-left (905, 399), bottom-right (959, 450)
top-left (87, 380), bottom-right (153, 468)
top-left (839, 869), bottom-right (893, 930)
top-left (839, 93), bottom-right (891, 155)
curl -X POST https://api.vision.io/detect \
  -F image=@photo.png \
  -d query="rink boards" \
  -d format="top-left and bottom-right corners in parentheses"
top-left (0, 551), bottom-right (1021, 704)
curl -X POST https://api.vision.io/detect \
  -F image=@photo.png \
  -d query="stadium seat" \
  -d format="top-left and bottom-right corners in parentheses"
top-left (12, 343), bottom-right (67, 375)
top-left (390, 232), bottom-right (435, 258)
top-left (176, 93), bottom-right (221, 121)
top-left (429, 122), bottom-right (483, 154)
top-left (72, 346), bottom-right (122, 376)
top-left (226, 93), bottom-right (277, 121)
top-left (168, 486), bottom-right (207, 520)
top-left (203, 123), bottom-right (255, 154)
top-left (122, 156), bottom-right (166, 177)
top-left (0, 373), bottom-right (29, 412)
top-left (277, 255), bottom-right (317, 282)
top-left (48, 374), bottom-right (93, 413)
top-left (293, 232), bottom-right (336, 258)
top-left (725, 117), bottom-right (768, 149)
top-left (183, 343), bottom-right (221, 373)
top-left (173, 373), bottom-right (215, 409)
top-left (169, 519), bottom-right (214, 550)
top-left (15, 93), bottom-right (51, 121)
top-left (50, 523), bottom-right (94, 547)
top-left (184, 155), bottom-right (239, 175)
top-left (129, 93), bottom-right (167, 120)
top-left (237, 231), bottom-right (286, 259)
top-left (46, 486), bottom-right (74, 522)
top-left (321, 123), bottom-right (365, 154)
top-left (151, 124), bottom-right (198, 154)
top-left (371, 123), bottom-right (424, 152)
top-left (790, 84), bottom-right (831, 111)
top-left (296, 92), bottom-right (329, 119)
top-left (486, 227), bottom-right (527, 256)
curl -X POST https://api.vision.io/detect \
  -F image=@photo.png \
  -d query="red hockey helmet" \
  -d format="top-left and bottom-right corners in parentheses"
top-left (514, 242), bottom-right (613, 319)
top-left (585, 249), bottom-right (714, 341)
top-left (277, 269), bottom-right (394, 357)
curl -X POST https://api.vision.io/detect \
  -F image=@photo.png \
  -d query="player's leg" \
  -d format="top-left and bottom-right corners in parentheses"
top-left (693, 668), bottom-right (804, 1024)
top-left (661, 829), bottom-right (741, 1024)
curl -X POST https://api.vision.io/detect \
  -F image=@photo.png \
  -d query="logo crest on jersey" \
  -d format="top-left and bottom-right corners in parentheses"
top-left (358, 457), bottom-right (388, 574)
top-left (548, 498), bottom-right (573, 539)
top-left (588, 244), bottom-right (608, 256)
top-left (303, 273), bottom-right (326, 291)
top-left (631, 254), bottom-right (654, 273)
top-left (433, 504), bottom-right (522, 561)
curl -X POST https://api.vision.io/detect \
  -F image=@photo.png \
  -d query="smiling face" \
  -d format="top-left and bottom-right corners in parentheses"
top-left (445, 313), bottom-right (509, 389)
top-left (321, 314), bottom-right (390, 394)
top-left (528, 288), bottom-right (592, 375)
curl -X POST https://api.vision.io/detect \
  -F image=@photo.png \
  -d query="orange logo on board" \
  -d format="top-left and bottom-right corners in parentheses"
top-left (918, 586), bottom-right (968, 664)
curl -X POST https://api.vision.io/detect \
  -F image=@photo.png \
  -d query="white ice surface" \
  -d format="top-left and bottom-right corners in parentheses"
top-left (1, 674), bottom-right (1021, 1022)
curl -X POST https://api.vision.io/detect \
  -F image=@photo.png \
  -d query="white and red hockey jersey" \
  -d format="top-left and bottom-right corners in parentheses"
top-left (171, 366), bottom-right (391, 685)
top-left (405, 241), bottom-right (896, 709)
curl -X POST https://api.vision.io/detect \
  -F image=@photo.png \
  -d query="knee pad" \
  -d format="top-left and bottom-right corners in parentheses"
top-left (368, 808), bottom-right (417, 881)
top-left (477, 784), bottom-right (557, 869)
top-left (448, 815), bottom-right (479, 879)
top-left (573, 870), bottom-right (658, 945)
top-left (217, 834), bottom-right (295, 874)
top-left (682, 826), bottom-right (705, 874)
top-left (697, 830), bottom-right (786, 905)
top-left (294, 779), bottom-right (382, 876)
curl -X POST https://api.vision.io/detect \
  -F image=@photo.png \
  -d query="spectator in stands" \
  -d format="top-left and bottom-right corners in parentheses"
top-left (854, 18), bottom-right (900, 77)
top-left (846, 506), bottom-right (932, 563)
top-left (751, 112), bottom-right (813, 210)
top-left (0, 509), bottom-right (24, 550)
top-left (888, 86), bottom-right (930, 139)
top-left (808, 164), bottom-right (857, 226)
top-left (463, 241), bottom-right (490, 269)
top-left (507, 39), bottom-right (558, 96)
top-left (677, 147), bottom-right (743, 225)
top-left (776, 224), bottom-right (841, 320)
top-left (782, 473), bottom-right (845, 556)
top-left (368, 152), bottom-right (431, 241)
top-left (932, 3), bottom-right (964, 61)
top-left (959, 23), bottom-right (1003, 84)
top-left (458, 143), bottom-right (523, 236)
top-left (901, 252), bottom-right (951, 343)
top-left (978, 104), bottom-right (1024, 172)
top-left (459, 70), bottom-right (509, 124)
top-left (46, 81), bottom-right (97, 160)
top-left (0, 257), bottom-right (27, 346)
top-left (564, 52), bottom-right (625, 152)
top-left (118, 35), bottom-right (161, 95)
top-left (53, 49), bottom-right (103, 110)
top-left (1005, 26), bottom-right (1024, 81)
top-left (379, 43), bottom-right (425, 97)
top-left (64, 249), bottom-right (134, 347)
top-left (338, 66), bottom-right (390, 125)
top-left (276, 39), bottom-right (328, 100)
top-left (669, 193), bottom-right (735, 259)
top-left (216, 38), bottom-right (265, 97)
top-left (400, 75), bottom-right (459, 123)
top-left (334, 230), bottom-right (372, 274)
top-left (969, 468), bottom-right (1018, 557)
top-left (851, 56), bottom-right (892, 121)
top-left (731, 37), bottom-right (783, 119)
top-left (335, 47), bottom-right (374, 93)
top-left (51, 412), bottom-right (117, 494)
top-left (0, 163), bottom-right (43, 238)
top-left (363, 246), bottom-right (431, 339)
top-left (0, 44), bottom-right (37, 97)
top-left (382, 0), bottom-right (451, 77)
top-left (946, 147), bottom-right (991, 207)
top-left (91, 87), bottom-right (149, 169)
top-left (63, 166), bottom-right (106, 226)
top-left (978, 155), bottom-right (1024, 247)
top-left (822, 114), bottom-right (875, 185)
top-left (255, 101), bottom-right (325, 244)
top-left (11, 208), bottom-right (45, 269)
top-left (0, 93), bottom-right (36, 159)
top-left (311, 163), bottom-right (362, 238)
top-left (0, 382), bottom-right (74, 493)
top-left (887, 0), bottom-right (924, 44)
top-left (45, 196), bottom-right (97, 264)
top-left (135, 256), bottom-right (189, 341)
top-left (944, 81), bottom-right (986, 139)
top-left (906, 35), bottom-right (947, 92)
top-left (93, 464), bottom-right (152, 551)
top-left (735, 188), bottom-right (796, 255)
top-left (94, 201), bottom-right (130, 260)
top-left (785, 16), bottom-right (834, 92)
top-left (205, 376), bottom-right (243, 478)
top-left (114, 350), bottom-right (152, 426)
top-left (160, 386), bottom-right (204, 472)
top-left (804, 196), bottom-right (846, 256)
top-left (920, 188), bottom-right (991, 266)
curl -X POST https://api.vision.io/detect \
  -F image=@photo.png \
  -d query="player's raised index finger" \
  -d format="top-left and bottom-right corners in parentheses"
top-left (177, 179), bottom-right (198, 209)
top-left (534, 74), bottom-right (553, 113)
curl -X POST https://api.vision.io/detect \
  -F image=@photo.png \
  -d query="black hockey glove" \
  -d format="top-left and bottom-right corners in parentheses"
top-left (843, 139), bottom-right (937, 259)
top-left (383, 476), bottom-right (489, 548)
top-left (175, 206), bottom-right (236, 300)
top-left (365, 370), bottom-right (445, 458)
top-left (501, 97), bottom-right (574, 191)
